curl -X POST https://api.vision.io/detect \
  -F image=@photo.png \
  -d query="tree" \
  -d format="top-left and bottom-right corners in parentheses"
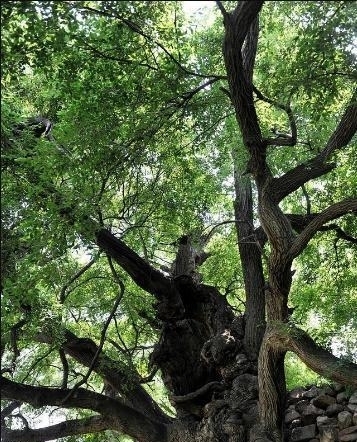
top-left (1, 1), bottom-right (356, 441)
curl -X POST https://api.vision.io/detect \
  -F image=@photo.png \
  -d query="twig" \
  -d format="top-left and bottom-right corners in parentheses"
top-left (301, 184), bottom-right (311, 215)
top-left (60, 256), bottom-right (98, 303)
top-left (253, 85), bottom-right (297, 146)
top-left (80, 5), bottom-right (223, 80)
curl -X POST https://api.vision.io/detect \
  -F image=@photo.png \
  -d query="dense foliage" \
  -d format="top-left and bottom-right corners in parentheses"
top-left (1, 1), bottom-right (356, 441)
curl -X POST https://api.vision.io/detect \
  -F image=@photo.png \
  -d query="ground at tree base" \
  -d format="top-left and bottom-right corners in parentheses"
top-left (284, 383), bottom-right (357, 441)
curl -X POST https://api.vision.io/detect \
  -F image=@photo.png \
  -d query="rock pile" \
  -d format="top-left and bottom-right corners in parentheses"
top-left (285, 384), bottom-right (357, 441)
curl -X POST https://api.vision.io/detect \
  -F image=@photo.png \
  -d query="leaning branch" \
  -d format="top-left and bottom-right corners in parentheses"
top-left (1, 415), bottom-right (111, 442)
top-left (289, 198), bottom-right (357, 258)
top-left (271, 160), bottom-right (335, 203)
top-left (1, 377), bottom-right (167, 442)
top-left (254, 212), bottom-right (357, 247)
top-left (266, 325), bottom-right (357, 387)
top-left (215, 1), bottom-right (228, 18)
top-left (319, 89), bottom-right (357, 162)
top-left (95, 228), bottom-right (184, 319)
top-left (37, 327), bottom-right (170, 425)
top-left (96, 229), bottom-right (169, 296)
top-left (272, 90), bottom-right (357, 202)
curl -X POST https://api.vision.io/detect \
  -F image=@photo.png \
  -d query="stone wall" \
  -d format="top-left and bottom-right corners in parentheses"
top-left (285, 384), bottom-right (357, 441)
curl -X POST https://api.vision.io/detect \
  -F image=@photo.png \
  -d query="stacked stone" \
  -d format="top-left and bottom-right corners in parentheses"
top-left (285, 384), bottom-right (357, 441)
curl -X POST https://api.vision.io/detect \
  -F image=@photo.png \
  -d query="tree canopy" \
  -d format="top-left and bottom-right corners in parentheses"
top-left (1, 1), bottom-right (356, 442)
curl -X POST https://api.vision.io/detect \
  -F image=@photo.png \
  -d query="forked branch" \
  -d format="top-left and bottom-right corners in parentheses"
top-left (289, 198), bottom-right (357, 258)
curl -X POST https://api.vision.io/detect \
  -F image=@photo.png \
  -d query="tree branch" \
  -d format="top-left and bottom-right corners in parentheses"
top-left (95, 228), bottom-right (184, 319)
top-left (271, 160), bottom-right (335, 203)
top-left (222, 1), bottom-right (265, 163)
top-left (78, 37), bottom-right (159, 71)
top-left (2, 415), bottom-right (111, 442)
top-left (229, 1), bottom-right (264, 47)
top-left (233, 168), bottom-right (265, 358)
top-left (37, 327), bottom-right (170, 424)
top-left (1, 400), bottom-right (21, 420)
top-left (267, 324), bottom-right (357, 387)
top-left (1, 377), bottom-right (167, 442)
top-left (61, 281), bottom-right (125, 403)
top-left (176, 77), bottom-right (226, 107)
top-left (59, 349), bottom-right (69, 389)
top-left (80, 5), bottom-right (221, 80)
top-left (216, 1), bottom-right (228, 18)
top-left (254, 212), bottom-right (357, 247)
top-left (59, 256), bottom-right (98, 303)
top-left (243, 17), bottom-right (259, 84)
top-left (272, 90), bottom-right (357, 202)
top-left (289, 198), bottom-right (357, 258)
top-left (253, 86), bottom-right (297, 146)
top-left (318, 88), bottom-right (357, 162)
top-left (95, 229), bottom-right (168, 296)
top-left (171, 381), bottom-right (224, 403)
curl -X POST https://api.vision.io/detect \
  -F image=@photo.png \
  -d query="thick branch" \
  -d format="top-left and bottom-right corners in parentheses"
top-left (38, 328), bottom-right (170, 425)
top-left (96, 229), bottom-right (168, 295)
top-left (226, 1), bottom-right (264, 47)
top-left (95, 228), bottom-right (184, 318)
top-left (234, 169), bottom-right (265, 358)
top-left (319, 89), bottom-right (357, 162)
top-left (271, 159), bottom-right (335, 203)
top-left (289, 198), bottom-right (357, 258)
top-left (170, 381), bottom-right (223, 404)
top-left (272, 91), bottom-right (357, 202)
top-left (254, 212), bottom-right (357, 247)
top-left (215, 1), bottom-right (228, 18)
top-left (222, 1), bottom-right (265, 152)
top-left (1, 377), bottom-right (167, 442)
top-left (266, 324), bottom-right (357, 387)
top-left (242, 18), bottom-right (259, 84)
top-left (2, 416), bottom-right (111, 442)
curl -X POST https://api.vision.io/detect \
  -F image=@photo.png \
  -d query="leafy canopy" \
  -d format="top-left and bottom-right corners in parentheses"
top-left (1, 0), bottom-right (356, 438)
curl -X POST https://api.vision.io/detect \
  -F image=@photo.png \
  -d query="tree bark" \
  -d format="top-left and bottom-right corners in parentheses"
top-left (1, 377), bottom-right (167, 442)
top-left (233, 168), bottom-right (265, 359)
top-left (2, 416), bottom-right (111, 442)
